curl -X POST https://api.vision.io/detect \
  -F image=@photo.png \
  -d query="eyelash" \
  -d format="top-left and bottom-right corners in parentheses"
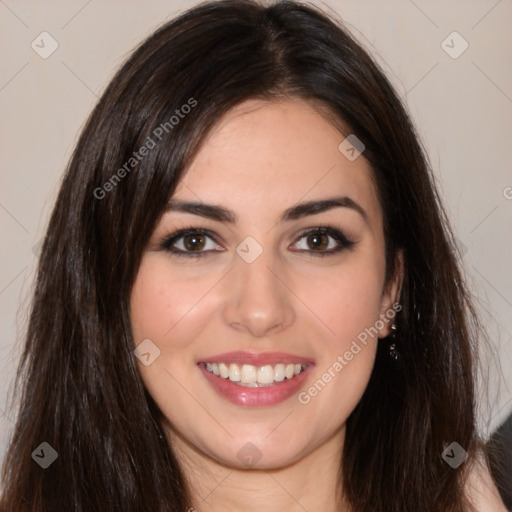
top-left (159, 225), bottom-right (356, 258)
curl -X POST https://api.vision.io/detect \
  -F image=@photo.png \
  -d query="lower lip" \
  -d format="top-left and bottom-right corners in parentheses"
top-left (199, 363), bottom-right (314, 407)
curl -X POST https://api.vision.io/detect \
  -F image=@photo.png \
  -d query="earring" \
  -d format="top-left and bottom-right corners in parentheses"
top-left (388, 322), bottom-right (400, 361)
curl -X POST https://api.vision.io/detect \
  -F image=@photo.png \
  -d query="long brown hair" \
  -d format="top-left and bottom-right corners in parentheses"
top-left (0, 1), bottom-right (487, 510)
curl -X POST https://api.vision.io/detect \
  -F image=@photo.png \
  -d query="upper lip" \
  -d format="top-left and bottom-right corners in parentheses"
top-left (198, 351), bottom-right (315, 366)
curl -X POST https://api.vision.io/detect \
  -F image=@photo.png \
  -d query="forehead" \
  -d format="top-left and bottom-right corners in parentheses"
top-left (173, 98), bottom-right (382, 228)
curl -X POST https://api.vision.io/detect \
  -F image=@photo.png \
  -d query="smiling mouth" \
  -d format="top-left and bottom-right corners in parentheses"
top-left (203, 362), bottom-right (309, 387)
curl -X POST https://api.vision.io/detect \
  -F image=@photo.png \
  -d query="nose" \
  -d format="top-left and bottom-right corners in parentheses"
top-left (221, 246), bottom-right (296, 338)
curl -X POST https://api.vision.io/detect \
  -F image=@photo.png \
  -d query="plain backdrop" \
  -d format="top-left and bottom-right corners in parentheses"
top-left (1, 0), bottom-right (511, 468)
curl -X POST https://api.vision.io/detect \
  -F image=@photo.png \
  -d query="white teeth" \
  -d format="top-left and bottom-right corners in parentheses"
top-left (257, 365), bottom-right (275, 384)
top-left (240, 364), bottom-right (257, 384)
top-left (274, 363), bottom-right (285, 382)
top-left (229, 363), bottom-right (240, 382)
top-left (218, 362), bottom-right (229, 378)
top-left (204, 361), bottom-right (308, 386)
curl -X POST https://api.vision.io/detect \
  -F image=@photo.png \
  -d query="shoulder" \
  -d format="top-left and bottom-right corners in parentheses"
top-left (464, 451), bottom-right (508, 512)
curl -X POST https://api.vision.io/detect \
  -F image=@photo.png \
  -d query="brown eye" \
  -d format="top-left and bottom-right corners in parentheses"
top-left (160, 228), bottom-right (223, 257)
top-left (306, 233), bottom-right (329, 251)
top-left (183, 234), bottom-right (206, 251)
top-left (290, 227), bottom-right (356, 257)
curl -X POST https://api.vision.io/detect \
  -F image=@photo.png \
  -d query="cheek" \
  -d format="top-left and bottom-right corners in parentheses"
top-left (129, 257), bottom-right (213, 431)
top-left (130, 256), bottom-right (211, 344)
top-left (298, 283), bottom-right (380, 431)
top-left (297, 258), bottom-right (384, 407)
top-left (307, 260), bottom-right (386, 348)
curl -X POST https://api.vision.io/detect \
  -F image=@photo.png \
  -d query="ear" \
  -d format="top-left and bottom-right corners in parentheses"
top-left (377, 250), bottom-right (404, 339)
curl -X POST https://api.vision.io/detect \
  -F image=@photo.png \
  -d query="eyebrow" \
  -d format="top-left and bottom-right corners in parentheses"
top-left (165, 196), bottom-right (368, 224)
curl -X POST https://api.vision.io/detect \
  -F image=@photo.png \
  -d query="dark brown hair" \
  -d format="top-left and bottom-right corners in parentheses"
top-left (0, 1), bottom-right (488, 510)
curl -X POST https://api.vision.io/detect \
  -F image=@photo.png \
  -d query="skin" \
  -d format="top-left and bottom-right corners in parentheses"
top-left (130, 98), bottom-right (403, 511)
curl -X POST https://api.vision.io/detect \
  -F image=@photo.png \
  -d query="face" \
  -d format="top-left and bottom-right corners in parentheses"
top-left (130, 98), bottom-right (401, 470)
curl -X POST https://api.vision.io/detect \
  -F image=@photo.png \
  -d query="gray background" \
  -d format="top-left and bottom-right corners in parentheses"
top-left (1, 0), bottom-right (511, 467)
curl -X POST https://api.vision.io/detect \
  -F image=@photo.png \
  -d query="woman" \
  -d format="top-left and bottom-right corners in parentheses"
top-left (0, 1), bottom-right (507, 510)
